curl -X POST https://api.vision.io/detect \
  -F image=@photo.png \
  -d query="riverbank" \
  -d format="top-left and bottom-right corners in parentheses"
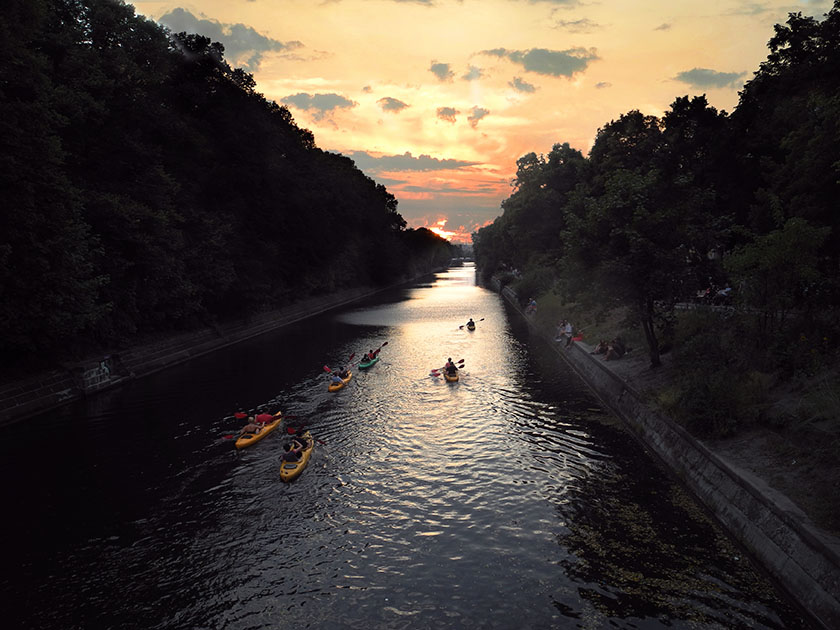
top-left (496, 283), bottom-right (840, 630)
top-left (0, 279), bottom-right (425, 426)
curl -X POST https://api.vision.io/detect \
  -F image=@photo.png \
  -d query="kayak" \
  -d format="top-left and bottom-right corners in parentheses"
top-left (466, 323), bottom-right (476, 331)
top-left (328, 372), bottom-right (352, 392)
top-left (280, 431), bottom-right (314, 482)
top-left (358, 356), bottom-right (379, 369)
top-left (444, 371), bottom-right (459, 382)
top-left (235, 413), bottom-right (283, 450)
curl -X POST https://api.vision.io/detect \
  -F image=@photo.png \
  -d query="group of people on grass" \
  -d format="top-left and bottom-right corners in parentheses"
top-left (555, 320), bottom-right (574, 348)
top-left (591, 337), bottom-right (629, 361)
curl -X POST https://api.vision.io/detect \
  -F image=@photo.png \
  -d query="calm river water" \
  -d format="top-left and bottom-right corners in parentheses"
top-left (0, 265), bottom-right (810, 629)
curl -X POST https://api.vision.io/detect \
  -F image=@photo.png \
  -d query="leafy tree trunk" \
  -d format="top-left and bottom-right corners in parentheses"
top-left (640, 297), bottom-right (662, 367)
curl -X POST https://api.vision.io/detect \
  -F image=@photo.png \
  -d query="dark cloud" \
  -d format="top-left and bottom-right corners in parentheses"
top-left (553, 18), bottom-right (601, 33)
top-left (654, 23), bottom-right (672, 31)
top-left (429, 61), bottom-right (455, 81)
top-left (674, 67), bottom-right (746, 88)
top-left (595, 81), bottom-right (612, 89)
top-left (509, 76), bottom-right (537, 93)
top-left (437, 107), bottom-right (459, 123)
top-left (158, 8), bottom-right (302, 72)
top-left (342, 151), bottom-right (478, 174)
top-left (467, 106), bottom-right (490, 128)
top-left (280, 92), bottom-right (357, 120)
top-left (378, 97), bottom-right (410, 112)
top-left (362, 85), bottom-right (372, 93)
top-left (462, 65), bottom-right (484, 81)
top-left (483, 47), bottom-right (598, 78)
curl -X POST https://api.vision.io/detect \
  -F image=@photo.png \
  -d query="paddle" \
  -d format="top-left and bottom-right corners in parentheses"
top-left (430, 358), bottom-right (464, 375)
top-left (324, 352), bottom-right (356, 373)
top-left (459, 318), bottom-right (484, 330)
top-left (286, 425), bottom-right (326, 446)
top-left (223, 410), bottom-right (284, 439)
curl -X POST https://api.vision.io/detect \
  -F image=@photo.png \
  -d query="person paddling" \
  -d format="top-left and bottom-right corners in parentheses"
top-left (444, 358), bottom-right (458, 376)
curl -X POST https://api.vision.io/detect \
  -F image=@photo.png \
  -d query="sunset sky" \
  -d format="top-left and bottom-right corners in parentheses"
top-left (128, 0), bottom-right (832, 243)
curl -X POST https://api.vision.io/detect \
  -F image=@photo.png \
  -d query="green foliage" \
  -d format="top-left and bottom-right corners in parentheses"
top-left (512, 266), bottom-right (556, 307)
top-left (474, 4), bottom-right (840, 384)
top-left (0, 0), bottom-right (441, 368)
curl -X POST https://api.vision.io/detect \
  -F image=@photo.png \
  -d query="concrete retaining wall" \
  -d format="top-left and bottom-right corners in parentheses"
top-left (498, 284), bottom-right (840, 630)
top-left (0, 284), bottom-right (394, 426)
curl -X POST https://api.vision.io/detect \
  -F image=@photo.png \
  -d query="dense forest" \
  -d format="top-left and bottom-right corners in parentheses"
top-left (0, 0), bottom-right (455, 371)
top-left (473, 5), bottom-right (839, 437)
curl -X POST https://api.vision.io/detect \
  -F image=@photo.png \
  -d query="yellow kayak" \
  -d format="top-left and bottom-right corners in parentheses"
top-left (328, 372), bottom-right (352, 392)
top-left (444, 371), bottom-right (459, 382)
top-left (235, 412), bottom-right (283, 450)
top-left (280, 431), bottom-right (314, 482)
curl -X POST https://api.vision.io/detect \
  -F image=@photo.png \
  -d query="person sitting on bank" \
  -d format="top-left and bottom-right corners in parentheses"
top-left (591, 340), bottom-right (609, 355)
top-left (605, 338), bottom-right (626, 361)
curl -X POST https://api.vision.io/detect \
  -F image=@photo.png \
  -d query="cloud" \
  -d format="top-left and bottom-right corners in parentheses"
top-left (342, 150), bottom-right (479, 174)
top-left (467, 106), bottom-right (490, 128)
top-left (553, 18), bottom-right (601, 33)
top-left (280, 92), bottom-right (358, 120)
top-left (509, 76), bottom-right (537, 93)
top-left (158, 8), bottom-right (302, 72)
top-left (673, 67), bottom-right (746, 88)
top-left (437, 107), bottom-right (459, 123)
top-left (595, 81), bottom-right (612, 89)
top-left (362, 85), bottom-right (372, 93)
top-left (654, 23), bottom-right (671, 31)
top-left (726, 3), bottom-right (772, 16)
top-left (429, 61), bottom-right (455, 81)
top-left (462, 65), bottom-right (484, 81)
top-left (378, 97), bottom-right (410, 112)
top-left (482, 47), bottom-right (599, 78)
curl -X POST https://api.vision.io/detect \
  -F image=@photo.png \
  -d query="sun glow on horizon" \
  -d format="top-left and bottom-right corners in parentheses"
top-left (127, 0), bottom-right (820, 241)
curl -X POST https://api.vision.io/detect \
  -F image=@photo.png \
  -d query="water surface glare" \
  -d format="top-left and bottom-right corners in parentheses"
top-left (0, 265), bottom-right (809, 629)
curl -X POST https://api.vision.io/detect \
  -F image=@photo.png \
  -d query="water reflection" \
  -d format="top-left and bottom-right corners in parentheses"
top-left (0, 264), bottom-right (809, 629)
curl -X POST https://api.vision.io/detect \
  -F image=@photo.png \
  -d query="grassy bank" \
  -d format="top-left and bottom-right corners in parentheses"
top-left (511, 281), bottom-right (840, 535)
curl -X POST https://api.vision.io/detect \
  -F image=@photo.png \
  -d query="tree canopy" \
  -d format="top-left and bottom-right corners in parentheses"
top-left (473, 2), bottom-right (840, 368)
top-left (1, 0), bottom-right (453, 369)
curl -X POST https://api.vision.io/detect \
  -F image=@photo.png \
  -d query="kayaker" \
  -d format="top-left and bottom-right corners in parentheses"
top-left (467, 318), bottom-right (474, 327)
top-left (330, 372), bottom-right (343, 384)
top-left (367, 349), bottom-right (377, 361)
top-left (239, 421), bottom-right (262, 436)
top-left (281, 440), bottom-right (303, 462)
top-left (445, 358), bottom-right (458, 375)
top-left (339, 366), bottom-right (350, 378)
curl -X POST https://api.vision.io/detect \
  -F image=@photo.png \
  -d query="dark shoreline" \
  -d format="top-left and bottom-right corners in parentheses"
top-left (0, 277), bottom-right (431, 427)
top-left (494, 280), bottom-right (840, 630)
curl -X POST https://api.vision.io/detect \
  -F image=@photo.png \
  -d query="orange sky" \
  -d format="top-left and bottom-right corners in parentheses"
top-left (129, 0), bottom-right (832, 244)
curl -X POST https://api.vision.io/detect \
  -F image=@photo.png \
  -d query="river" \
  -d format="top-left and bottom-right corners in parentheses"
top-left (0, 264), bottom-right (809, 629)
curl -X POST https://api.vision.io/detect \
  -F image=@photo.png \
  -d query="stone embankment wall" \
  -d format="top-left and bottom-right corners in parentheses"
top-left (0, 285), bottom-right (387, 426)
top-left (497, 283), bottom-right (840, 630)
